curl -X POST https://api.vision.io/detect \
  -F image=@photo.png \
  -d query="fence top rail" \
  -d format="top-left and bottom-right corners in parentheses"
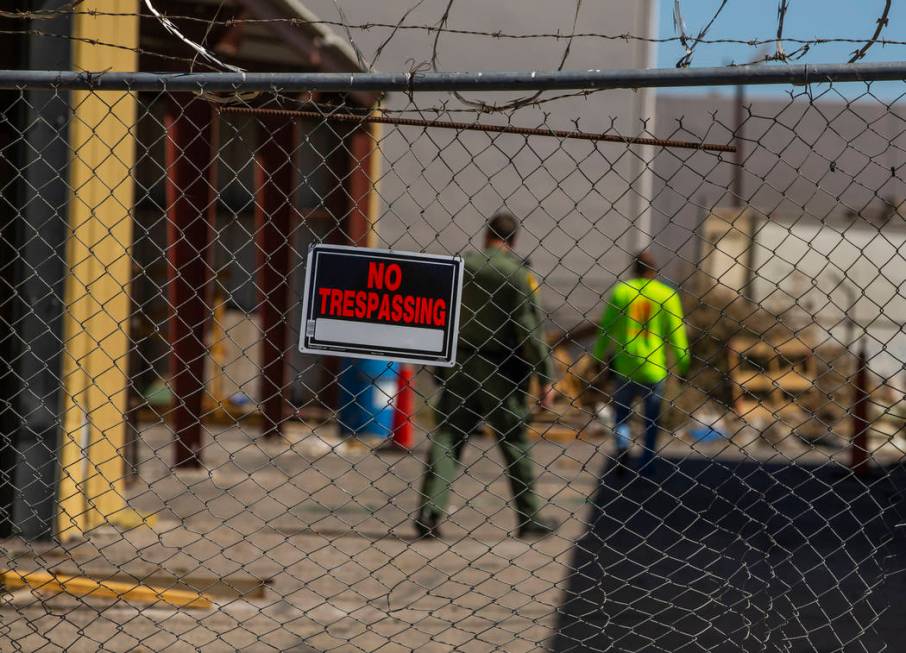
top-left (0, 61), bottom-right (905, 93)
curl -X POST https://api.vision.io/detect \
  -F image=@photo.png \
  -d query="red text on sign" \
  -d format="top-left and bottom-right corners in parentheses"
top-left (317, 287), bottom-right (446, 327)
top-left (367, 262), bottom-right (402, 291)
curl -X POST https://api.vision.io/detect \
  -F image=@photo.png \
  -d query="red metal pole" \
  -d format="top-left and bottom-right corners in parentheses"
top-left (850, 343), bottom-right (870, 476)
top-left (165, 98), bottom-right (217, 468)
top-left (255, 116), bottom-right (296, 438)
top-left (391, 365), bottom-right (414, 449)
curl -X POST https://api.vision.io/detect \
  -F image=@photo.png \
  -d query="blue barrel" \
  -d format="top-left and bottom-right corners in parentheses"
top-left (337, 359), bottom-right (399, 438)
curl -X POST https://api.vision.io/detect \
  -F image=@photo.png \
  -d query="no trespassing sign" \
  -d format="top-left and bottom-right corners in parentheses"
top-left (299, 245), bottom-right (464, 366)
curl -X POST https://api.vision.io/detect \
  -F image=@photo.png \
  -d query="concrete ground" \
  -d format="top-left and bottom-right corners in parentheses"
top-left (1, 417), bottom-right (904, 653)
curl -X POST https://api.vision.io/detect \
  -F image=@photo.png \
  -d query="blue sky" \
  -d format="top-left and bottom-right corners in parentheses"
top-left (654, 0), bottom-right (906, 95)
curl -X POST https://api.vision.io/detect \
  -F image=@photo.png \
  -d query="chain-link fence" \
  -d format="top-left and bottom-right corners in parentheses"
top-left (1, 64), bottom-right (906, 653)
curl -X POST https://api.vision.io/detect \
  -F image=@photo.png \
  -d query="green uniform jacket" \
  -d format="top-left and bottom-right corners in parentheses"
top-left (457, 247), bottom-right (553, 383)
top-left (593, 278), bottom-right (690, 384)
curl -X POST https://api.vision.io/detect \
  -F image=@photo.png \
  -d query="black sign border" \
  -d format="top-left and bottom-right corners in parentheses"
top-left (298, 244), bottom-right (464, 366)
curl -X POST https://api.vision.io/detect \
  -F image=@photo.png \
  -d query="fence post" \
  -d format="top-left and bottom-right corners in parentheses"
top-left (166, 98), bottom-right (218, 468)
top-left (850, 342), bottom-right (870, 476)
top-left (255, 116), bottom-right (296, 438)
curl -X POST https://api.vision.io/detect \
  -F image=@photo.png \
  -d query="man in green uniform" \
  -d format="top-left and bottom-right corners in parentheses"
top-left (415, 211), bottom-right (559, 539)
top-left (593, 251), bottom-right (690, 475)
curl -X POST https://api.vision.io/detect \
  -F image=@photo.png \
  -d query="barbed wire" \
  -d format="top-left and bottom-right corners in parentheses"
top-left (4, 8), bottom-right (906, 53)
top-left (143, 0), bottom-right (243, 73)
top-left (673, 0), bottom-right (730, 68)
top-left (6, 0), bottom-right (896, 119)
top-left (328, 0), bottom-right (370, 71)
top-left (0, 27), bottom-right (225, 71)
top-left (426, 0), bottom-right (585, 112)
top-left (849, 0), bottom-right (893, 63)
top-left (774, 0), bottom-right (792, 62)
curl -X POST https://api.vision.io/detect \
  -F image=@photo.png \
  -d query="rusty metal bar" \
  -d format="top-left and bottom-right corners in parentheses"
top-left (217, 105), bottom-right (736, 153)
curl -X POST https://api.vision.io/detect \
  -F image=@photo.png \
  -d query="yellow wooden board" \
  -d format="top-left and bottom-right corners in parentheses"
top-left (2, 570), bottom-right (212, 610)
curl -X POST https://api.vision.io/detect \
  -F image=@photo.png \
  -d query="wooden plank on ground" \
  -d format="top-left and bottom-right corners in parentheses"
top-left (1, 569), bottom-right (212, 609)
top-left (45, 569), bottom-right (271, 599)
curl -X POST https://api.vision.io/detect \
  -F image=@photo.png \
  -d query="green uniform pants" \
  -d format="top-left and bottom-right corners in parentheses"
top-left (418, 354), bottom-right (542, 523)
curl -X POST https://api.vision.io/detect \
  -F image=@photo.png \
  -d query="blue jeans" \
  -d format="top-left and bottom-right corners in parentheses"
top-left (612, 375), bottom-right (664, 469)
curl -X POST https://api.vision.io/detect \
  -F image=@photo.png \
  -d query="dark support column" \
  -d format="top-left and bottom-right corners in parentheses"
top-left (344, 127), bottom-right (376, 247)
top-left (0, 4), bottom-right (71, 539)
top-left (255, 117), bottom-right (296, 438)
top-left (165, 98), bottom-right (217, 468)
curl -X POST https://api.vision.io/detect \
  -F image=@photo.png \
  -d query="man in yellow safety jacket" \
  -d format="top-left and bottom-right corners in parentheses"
top-left (593, 251), bottom-right (690, 475)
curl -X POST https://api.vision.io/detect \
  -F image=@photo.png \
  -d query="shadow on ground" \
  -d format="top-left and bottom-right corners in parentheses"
top-left (552, 457), bottom-right (906, 653)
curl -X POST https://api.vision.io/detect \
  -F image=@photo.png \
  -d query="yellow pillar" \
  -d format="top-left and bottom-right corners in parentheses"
top-left (365, 115), bottom-right (382, 248)
top-left (57, 1), bottom-right (139, 540)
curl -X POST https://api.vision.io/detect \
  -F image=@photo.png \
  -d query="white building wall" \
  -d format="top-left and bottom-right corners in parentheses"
top-left (652, 92), bottom-right (906, 379)
top-left (751, 219), bottom-right (906, 380)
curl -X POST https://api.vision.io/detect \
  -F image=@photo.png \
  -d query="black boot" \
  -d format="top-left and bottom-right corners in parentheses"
top-left (517, 515), bottom-right (560, 539)
top-left (414, 513), bottom-right (443, 539)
